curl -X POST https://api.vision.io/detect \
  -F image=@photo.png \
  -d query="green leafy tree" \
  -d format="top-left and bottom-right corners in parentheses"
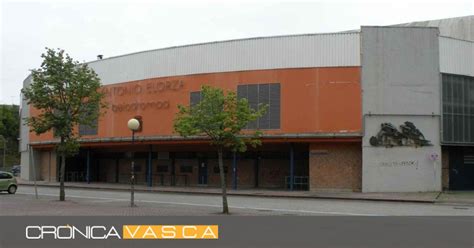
top-left (0, 105), bottom-right (20, 142)
top-left (174, 86), bottom-right (266, 214)
top-left (22, 48), bottom-right (106, 201)
top-left (0, 105), bottom-right (20, 168)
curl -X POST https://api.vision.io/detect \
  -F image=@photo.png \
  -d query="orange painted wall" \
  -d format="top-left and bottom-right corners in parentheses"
top-left (30, 67), bottom-right (361, 142)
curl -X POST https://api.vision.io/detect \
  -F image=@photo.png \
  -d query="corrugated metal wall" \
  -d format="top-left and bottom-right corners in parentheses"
top-left (440, 37), bottom-right (474, 77)
top-left (442, 73), bottom-right (474, 144)
top-left (237, 83), bottom-right (281, 129)
top-left (88, 33), bottom-right (361, 85)
top-left (395, 15), bottom-right (474, 42)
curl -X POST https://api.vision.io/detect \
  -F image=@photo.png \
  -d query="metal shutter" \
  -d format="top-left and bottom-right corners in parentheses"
top-left (442, 74), bottom-right (474, 144)
top-left (79, 121), bottom-right (98, 136)
top-left (79, 104), bottom-right (98, 136)
top-left (237, 83), bottom-right (280, 130)
top-left (247, 85), bottom-right (259, 129)
top-left (237, 85), bottom-right (247, 100)
top-left (269, 83), bottom-right (281, 129)
top-left (258, 84), bottom-right (270, 129)
top-left (190, 91), bottom-right (201, 106)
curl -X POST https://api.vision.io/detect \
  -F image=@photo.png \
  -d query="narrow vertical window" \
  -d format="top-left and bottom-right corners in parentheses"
top-left (190, 91), bottom-right (201, 106)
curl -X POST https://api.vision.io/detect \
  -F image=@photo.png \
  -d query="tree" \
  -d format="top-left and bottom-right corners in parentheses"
top-left (0, 105), bottom-right (19, 142)
top-left (0, 105), bottom-right (20, 168)
top-left (174, 86), bottom-right (266, 214)
top-left (22, 48), bottom-right (106, 201)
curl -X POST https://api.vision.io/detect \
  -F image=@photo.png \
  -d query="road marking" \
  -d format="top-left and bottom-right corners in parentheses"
top-left (89, 199), bottom-right (125, 203)
top-left (17, 192), bottom-right (379, 216)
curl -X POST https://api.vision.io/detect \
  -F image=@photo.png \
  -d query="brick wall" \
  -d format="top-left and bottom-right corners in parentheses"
top-left (157, 157), bottom-right (301, 189)
top-left (174, 158), bottom-right (198, 186)
top-left (98, 159), bottom-right (117, 183)
top-left (116, 158), bottom-right (147, 184)
top-left (207, 159), bottom-right (232, 187)
top-left (259, 159), bottom-right (289, 188)
top-left (234, 159), bottom-right (256, 188)
top-left (309, 143), bottom-right (361, 192)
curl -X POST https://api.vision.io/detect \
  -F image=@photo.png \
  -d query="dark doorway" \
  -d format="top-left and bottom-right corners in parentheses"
top-left (64, 152), bottom-right (88, 182)
top-left (198, 158), bottom-right (208, 185)
top-left (449, 146), bottom-right (474, 190)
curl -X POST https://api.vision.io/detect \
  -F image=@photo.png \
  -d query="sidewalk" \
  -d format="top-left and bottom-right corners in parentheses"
top-left (18, 179), bottom-right (461, 204)
top-left (435, 191), bottom-right (474, 206)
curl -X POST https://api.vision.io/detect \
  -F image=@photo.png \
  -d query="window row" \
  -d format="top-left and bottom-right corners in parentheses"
top-left (79, 83), bottom-right (282, 136)
top-left (191, 83), bottom-right (281, 130)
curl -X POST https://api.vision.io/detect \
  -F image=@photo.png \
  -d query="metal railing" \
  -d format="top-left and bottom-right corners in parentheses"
top-left (152, 174), bottom-right (188, 187)
top-left (285, 176), bottom-right (309, 190)
top-left (117, 174), bottom-right (189, 187)
top-left (66, 171), bottom-right (86, 182)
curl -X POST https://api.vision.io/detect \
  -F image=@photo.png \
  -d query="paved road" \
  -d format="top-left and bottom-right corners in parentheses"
top-left (1, 185), bottom-right (473, 216)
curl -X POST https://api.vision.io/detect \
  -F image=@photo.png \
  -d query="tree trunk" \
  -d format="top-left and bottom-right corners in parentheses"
top-left (59, 152), bottom-right (66, 201)
top-left (218, 147), bottom-right (229, 214)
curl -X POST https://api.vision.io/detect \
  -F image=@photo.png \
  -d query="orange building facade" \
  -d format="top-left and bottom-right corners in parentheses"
top-left (29, 67), bottom-right (363, 191)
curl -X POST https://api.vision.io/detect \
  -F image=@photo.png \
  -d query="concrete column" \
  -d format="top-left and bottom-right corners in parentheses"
top-left (147, 145), bottom-right (153, 187)
top-left (86, 150), bottom-right (91, 184)
top-left (290, 143), bottom-right (294, 191)
top-left (254, 153), bottom-right (259, 188)
top-left (171, 153), bottom-right (176, 186)
top-left (115, 158), bottom-right (119, 183)
top-left (48, 151), bottom-right (52, 182)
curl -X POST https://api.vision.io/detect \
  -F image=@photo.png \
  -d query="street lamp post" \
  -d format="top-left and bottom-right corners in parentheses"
top-left (127, 118), bottom-right (140, 207)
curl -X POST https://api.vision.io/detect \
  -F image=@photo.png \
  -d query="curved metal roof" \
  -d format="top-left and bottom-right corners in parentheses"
top-left (85, 32), bottom-right (361, 85)
top-left (394, 15), bottom-right (474, 42)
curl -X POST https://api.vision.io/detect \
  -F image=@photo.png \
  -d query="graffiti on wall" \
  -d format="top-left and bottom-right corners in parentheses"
top-left (103, 80), bottom-right (185, 112)
top-left (379, 160), bottom-right (419, 168)
top-left (369, 121), bottom-right (432, 147)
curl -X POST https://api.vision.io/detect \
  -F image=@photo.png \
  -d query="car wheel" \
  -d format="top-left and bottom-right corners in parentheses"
top-left (8, 185), bottom-right (17, 194)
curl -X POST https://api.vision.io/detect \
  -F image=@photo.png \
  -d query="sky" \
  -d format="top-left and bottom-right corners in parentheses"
top-left (0, 0), bottom-right (473, 105)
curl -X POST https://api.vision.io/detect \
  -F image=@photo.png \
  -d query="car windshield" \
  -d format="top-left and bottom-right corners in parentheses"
top-left (0, 172), bottom-right (12, 179)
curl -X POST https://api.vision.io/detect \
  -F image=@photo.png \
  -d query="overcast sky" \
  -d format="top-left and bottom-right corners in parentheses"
top-left (1, 0), bottom-right (473, 105)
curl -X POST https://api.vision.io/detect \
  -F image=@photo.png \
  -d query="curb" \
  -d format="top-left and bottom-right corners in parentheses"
top-left (19, 183), bottom-right (438, 204)
top-left (435, 202), bottom-right (474, 207)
